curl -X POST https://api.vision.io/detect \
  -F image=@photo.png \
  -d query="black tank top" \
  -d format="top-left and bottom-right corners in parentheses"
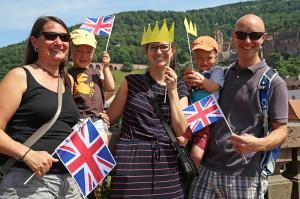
top-left (0, 67), bottom-right (80, 173)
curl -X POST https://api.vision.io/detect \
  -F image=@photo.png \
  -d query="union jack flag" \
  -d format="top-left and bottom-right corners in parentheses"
top-left (80, 15), bottom-right (115, 36)
top-left (55, 118), bottom-right (116, 197)
top-left (183, 95), bottom-right (223, 134)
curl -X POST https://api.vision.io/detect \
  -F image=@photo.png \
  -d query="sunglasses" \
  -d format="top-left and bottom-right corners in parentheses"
top-left (39, 32), bottom-right (70, 42)
top-left (148, 44), bottom-right (171, 53)
top-left (234, 31), bottom-right (265, 40)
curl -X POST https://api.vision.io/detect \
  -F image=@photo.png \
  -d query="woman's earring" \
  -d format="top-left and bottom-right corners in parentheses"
top-left (34, 47), bottom-right (38, 53)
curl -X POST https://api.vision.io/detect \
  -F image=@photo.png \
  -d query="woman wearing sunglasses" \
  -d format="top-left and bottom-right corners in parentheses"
top-left (0, 16), bottom-right (82, 198)
top-left (188, 14), bottom-right (288, 199)
top-left (107, 20), bottom-right (189, 198)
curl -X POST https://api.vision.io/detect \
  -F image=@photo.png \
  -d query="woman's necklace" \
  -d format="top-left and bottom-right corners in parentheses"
top-left (35, 63), bottom-right (59, 78)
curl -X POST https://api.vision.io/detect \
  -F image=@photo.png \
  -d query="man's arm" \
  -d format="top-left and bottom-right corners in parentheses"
top-left (231, 122), bottom-right (287, 153)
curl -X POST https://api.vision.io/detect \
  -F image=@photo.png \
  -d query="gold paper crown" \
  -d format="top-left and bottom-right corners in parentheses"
top-left (184, 17), bottom-right (197, 37)
top-left (141, 19), bottom-right (174, 45)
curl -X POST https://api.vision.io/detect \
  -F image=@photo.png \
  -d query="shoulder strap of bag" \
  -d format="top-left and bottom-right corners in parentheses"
top-left (142, 74), bottom-right (199, 179)
top-left (142, 74), bottom-right (181, 151)
top-left (259, 67), bottom-right (280, 177)
top-left (258, 67), bottom-right (278, 136)
top-left (97, 70), bottom-right (105, 106)
top-left (223, 62), bottom-right (236, 77)
top-left (258, 67), bottom-right (279, 197)
top-left (219, 62), bottom-right (236, 101)
top-left (0, 78), bottom-right (63, 178)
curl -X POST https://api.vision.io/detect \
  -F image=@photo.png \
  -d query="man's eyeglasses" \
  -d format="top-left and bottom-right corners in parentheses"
top-left (39, 32), bottom-right (70, 42)
top-left (148, 44), bottom-right (171, 53)
top-left (234, 31), bottom-right (265, 41)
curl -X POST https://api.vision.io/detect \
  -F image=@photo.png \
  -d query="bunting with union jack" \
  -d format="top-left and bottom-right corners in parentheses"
top-left (80, 15), bottom-right (115, 36)
top-left (55, 118), bottom-right (116, 197)
top-left (183, 95), bottom-right (223, 134)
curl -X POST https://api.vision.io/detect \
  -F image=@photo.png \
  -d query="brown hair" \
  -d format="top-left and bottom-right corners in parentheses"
top-left (25, 16), bottom-right (71, 87)
top-left (143, 43), bottom-right (176, 69)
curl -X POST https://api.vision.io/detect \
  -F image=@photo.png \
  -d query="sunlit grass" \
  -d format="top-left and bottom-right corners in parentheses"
top-left (112, 69), bottom-right (146, 90)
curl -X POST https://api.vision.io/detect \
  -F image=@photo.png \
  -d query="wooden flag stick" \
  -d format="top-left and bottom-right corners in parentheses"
top-left (186, 31), bottom-right (194, 70)
top-left (212, 95), bottom-right (248, 163)
top-left (105, 16), bottom-right (115, 51)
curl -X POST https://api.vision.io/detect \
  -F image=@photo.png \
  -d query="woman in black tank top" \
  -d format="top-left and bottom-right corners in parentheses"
top-left (0, 16), bottom-right (82, 198)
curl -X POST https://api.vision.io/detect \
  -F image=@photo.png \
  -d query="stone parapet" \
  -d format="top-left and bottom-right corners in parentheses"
top-left (268, 123), bottom-right (300, 199)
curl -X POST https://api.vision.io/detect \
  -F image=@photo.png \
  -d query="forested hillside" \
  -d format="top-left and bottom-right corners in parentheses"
top-left (0, 0), bottom-right (299, 78)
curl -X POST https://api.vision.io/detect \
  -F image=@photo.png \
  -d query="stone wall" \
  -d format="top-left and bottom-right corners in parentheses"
top-left (268, 122), bottom-right (300, 199)
top-left (263, 28), bottom-right (300, 58)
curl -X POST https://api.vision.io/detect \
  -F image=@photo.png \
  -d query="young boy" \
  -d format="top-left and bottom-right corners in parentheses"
top-left (183, 36), bottom-right (224, 167)
top-left (69, 28), bottom-right (115, 143)
top-left (68, 28), bottom-right (115, 199)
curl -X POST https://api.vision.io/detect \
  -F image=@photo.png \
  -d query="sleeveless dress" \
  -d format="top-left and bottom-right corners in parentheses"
top-left (109, 72), bottom-right (189, 198)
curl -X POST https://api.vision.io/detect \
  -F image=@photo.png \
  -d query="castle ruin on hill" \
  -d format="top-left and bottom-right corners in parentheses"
top-left (212, 27), bottom-right (300, 62)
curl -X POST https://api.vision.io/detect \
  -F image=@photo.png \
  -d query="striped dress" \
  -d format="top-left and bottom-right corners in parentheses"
top-left (109, 72), bottom-right (189, 198)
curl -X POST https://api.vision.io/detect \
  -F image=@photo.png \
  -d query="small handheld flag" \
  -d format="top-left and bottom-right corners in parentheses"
top-left (80, 15), bottom-right (115, 51)
top-left (183, 95), bottom-right (223, 134)
top-left (184, 17), bottom-right (197, 37)
top-left (182, 95), bottom-right (248, 163)
top-left (55, 118), bottom-right (116, 197)
top-left (184, 17), bottom-right (197, 69)
top-left (80, 15), bottom-right (115, 36)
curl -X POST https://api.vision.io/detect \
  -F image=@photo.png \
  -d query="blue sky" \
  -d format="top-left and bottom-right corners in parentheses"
top-left (0, 0), bottom-right (248, 47)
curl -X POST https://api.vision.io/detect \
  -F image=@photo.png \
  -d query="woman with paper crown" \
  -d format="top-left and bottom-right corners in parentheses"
top-left (107, 19), bottom-right (189, 198)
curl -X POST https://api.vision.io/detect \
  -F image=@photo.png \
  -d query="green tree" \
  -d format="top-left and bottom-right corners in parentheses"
top-left (266, 52), bottom-right (282, 67)
top-left (121, 62), bottom-right (133, 72)
top-left (1, 0), bottom-right (300, 79)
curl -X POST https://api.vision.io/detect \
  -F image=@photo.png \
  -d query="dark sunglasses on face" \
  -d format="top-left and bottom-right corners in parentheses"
top-left (148, 44), bottom-right (171, 52)
top-left (234, 31), bottom-right (265, 40)
top-left (39, 32), bottom-right (70, 42)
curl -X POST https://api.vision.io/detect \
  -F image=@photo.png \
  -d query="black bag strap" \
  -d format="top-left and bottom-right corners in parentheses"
top-left (258, 67), bottom-right (278, 136)
top-left (142, 74), bottom-right (182, 151)
top-left (0, 78), bottom-right (63, 178)
top-left (97, 70), bottom-right (105, 107)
